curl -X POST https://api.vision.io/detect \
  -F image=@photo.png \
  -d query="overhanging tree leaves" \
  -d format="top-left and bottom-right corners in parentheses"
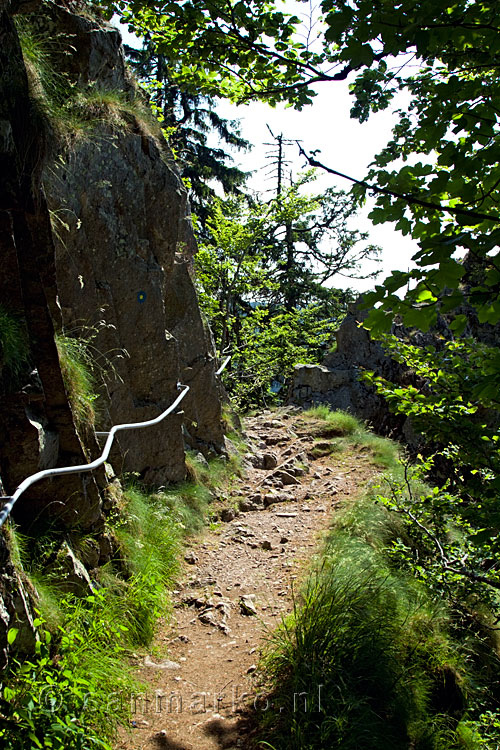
top-left (195, 175), bottom-right (372, 405)
top-left (98, 0), bottom-right (500, 328)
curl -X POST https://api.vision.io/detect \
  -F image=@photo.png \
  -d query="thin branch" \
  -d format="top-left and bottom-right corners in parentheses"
top-left (298, 145), bottom-right (499, 223)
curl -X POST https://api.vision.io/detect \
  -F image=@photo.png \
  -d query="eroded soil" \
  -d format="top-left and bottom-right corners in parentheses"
top-left (116, 408), bottom-right (378, 750)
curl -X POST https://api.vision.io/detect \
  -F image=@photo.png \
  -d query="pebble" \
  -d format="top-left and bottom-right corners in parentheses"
top-left (143, 656), bottom-right (180, 670)
top-left (239, 595), bottom-right (258, 616)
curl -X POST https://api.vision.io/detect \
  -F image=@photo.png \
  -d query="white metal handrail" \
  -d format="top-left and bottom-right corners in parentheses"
top-left (0, 383), bottom-right (190, 529)
top-left (216, 355), bottom-right (231, 376)
top-left (0, 353), bottom-right (232, 530)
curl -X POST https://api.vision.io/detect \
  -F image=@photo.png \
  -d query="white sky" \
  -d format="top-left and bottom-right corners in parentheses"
top-left (114, 13), bottom-right (417, 293)
top-left (213, 94), bottom-right (417, 291)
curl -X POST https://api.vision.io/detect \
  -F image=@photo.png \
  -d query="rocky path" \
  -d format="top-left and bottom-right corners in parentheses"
top-left (116, 408), bottom-right (377, 750)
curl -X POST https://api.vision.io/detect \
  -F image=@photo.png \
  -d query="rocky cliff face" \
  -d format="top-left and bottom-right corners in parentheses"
top-left (0, 0), bottom-right (225, 664)
top-left (41, 4), bottom-right (225, 484)
top-left (0, 0), bottom-right (107, 535)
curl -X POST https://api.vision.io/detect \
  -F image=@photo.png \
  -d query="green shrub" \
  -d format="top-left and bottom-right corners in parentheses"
top-left (0, 595), bottom-right (134, 750)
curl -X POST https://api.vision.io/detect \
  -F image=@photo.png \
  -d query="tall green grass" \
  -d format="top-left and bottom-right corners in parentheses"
top-left (56, 333), bottom-right (99, 432)
top-left (259, 499), bottom-right (492, 750)
top-left (1, 486), bottom-right (181, 747)
top-left (304, 405), bottom-right (401, 470)
top-left (1, 444), bottom-right (244, 747)
top-left (16, 16), bottom-right (157, 141)
top-left (0, 305), bottom-right (30, 382)
top-left (259, 407), bottom-right (500, 750)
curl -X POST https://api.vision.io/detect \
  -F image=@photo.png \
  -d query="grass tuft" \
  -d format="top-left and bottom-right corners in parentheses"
top-left (259, 499), bottom-right (480, 750)
top-left (56, 333), bottom-right (98, 432)
top-left (304, 405), bottom-right (359, 436)
top-left (303, 405), bottom-right (401, 470)
top-left (0, 305), bottom-right (30, 383)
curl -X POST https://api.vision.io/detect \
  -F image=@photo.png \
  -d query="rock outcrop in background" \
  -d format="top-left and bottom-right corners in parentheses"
top-left (289, 304), bottom-right (407, 436)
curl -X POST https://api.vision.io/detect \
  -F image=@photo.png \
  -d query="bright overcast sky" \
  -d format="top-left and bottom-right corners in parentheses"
top-left (114, 10), bottom-right (417, 293)
top-left (214, 94), bottom-right (417, 291)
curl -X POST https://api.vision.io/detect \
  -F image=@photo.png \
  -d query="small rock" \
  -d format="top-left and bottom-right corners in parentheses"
top-left (239, 595), bottom-right (258, 616)
top-left (273, 470), bottom-right (300, 486)
top-left (262, 452), bottom-right (278, 469)
top-left (184, 550), bottom-right (198, 565)
top-left (279, 536), bottom-right (289, 544)
top-left (261, 539), bottom-right (273, 551)
top-left (143, 656), bottom-right (180, 670)
top-left (221, 507), bottom-right (237, 522)
top-left (199, 609), bottom-right (217, 625)
top-left (248, 492), bottom-right (263, 503)
top-left (263, 436), bottom-right (281, 446)
top-left (195, 452), bottom-right (210, 469)
top-left (264, 493), bottom-right (292, 507)
top-left (215, 601), bottom-right (231, 617)
top-left (55, 542), bottom-right (95, 596)
top-left (246, 664), bottom-right (257, 674)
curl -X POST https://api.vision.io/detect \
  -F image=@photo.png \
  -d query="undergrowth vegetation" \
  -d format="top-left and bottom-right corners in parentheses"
top-left (0, 451), bottom-right (241, 749)
top-left (303, 405), bottom-right (399, 470)
top-left (258, 407), bottom-right (500, 750)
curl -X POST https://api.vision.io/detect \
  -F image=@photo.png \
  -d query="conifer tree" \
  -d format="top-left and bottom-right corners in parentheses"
top-left (125, 40), bottom-right (250, 227)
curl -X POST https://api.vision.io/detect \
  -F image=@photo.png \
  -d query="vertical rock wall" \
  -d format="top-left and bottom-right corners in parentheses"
top-left (41, 4), bottom-right (224, 483)
top-left (0, 0), bottom-right (105, 533)
top-left (0, 0), bottom-right (226, 667)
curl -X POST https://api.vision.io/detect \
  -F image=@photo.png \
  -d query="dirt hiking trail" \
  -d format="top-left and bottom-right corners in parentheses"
top-left (116, 407), bottom-right (379, 750)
